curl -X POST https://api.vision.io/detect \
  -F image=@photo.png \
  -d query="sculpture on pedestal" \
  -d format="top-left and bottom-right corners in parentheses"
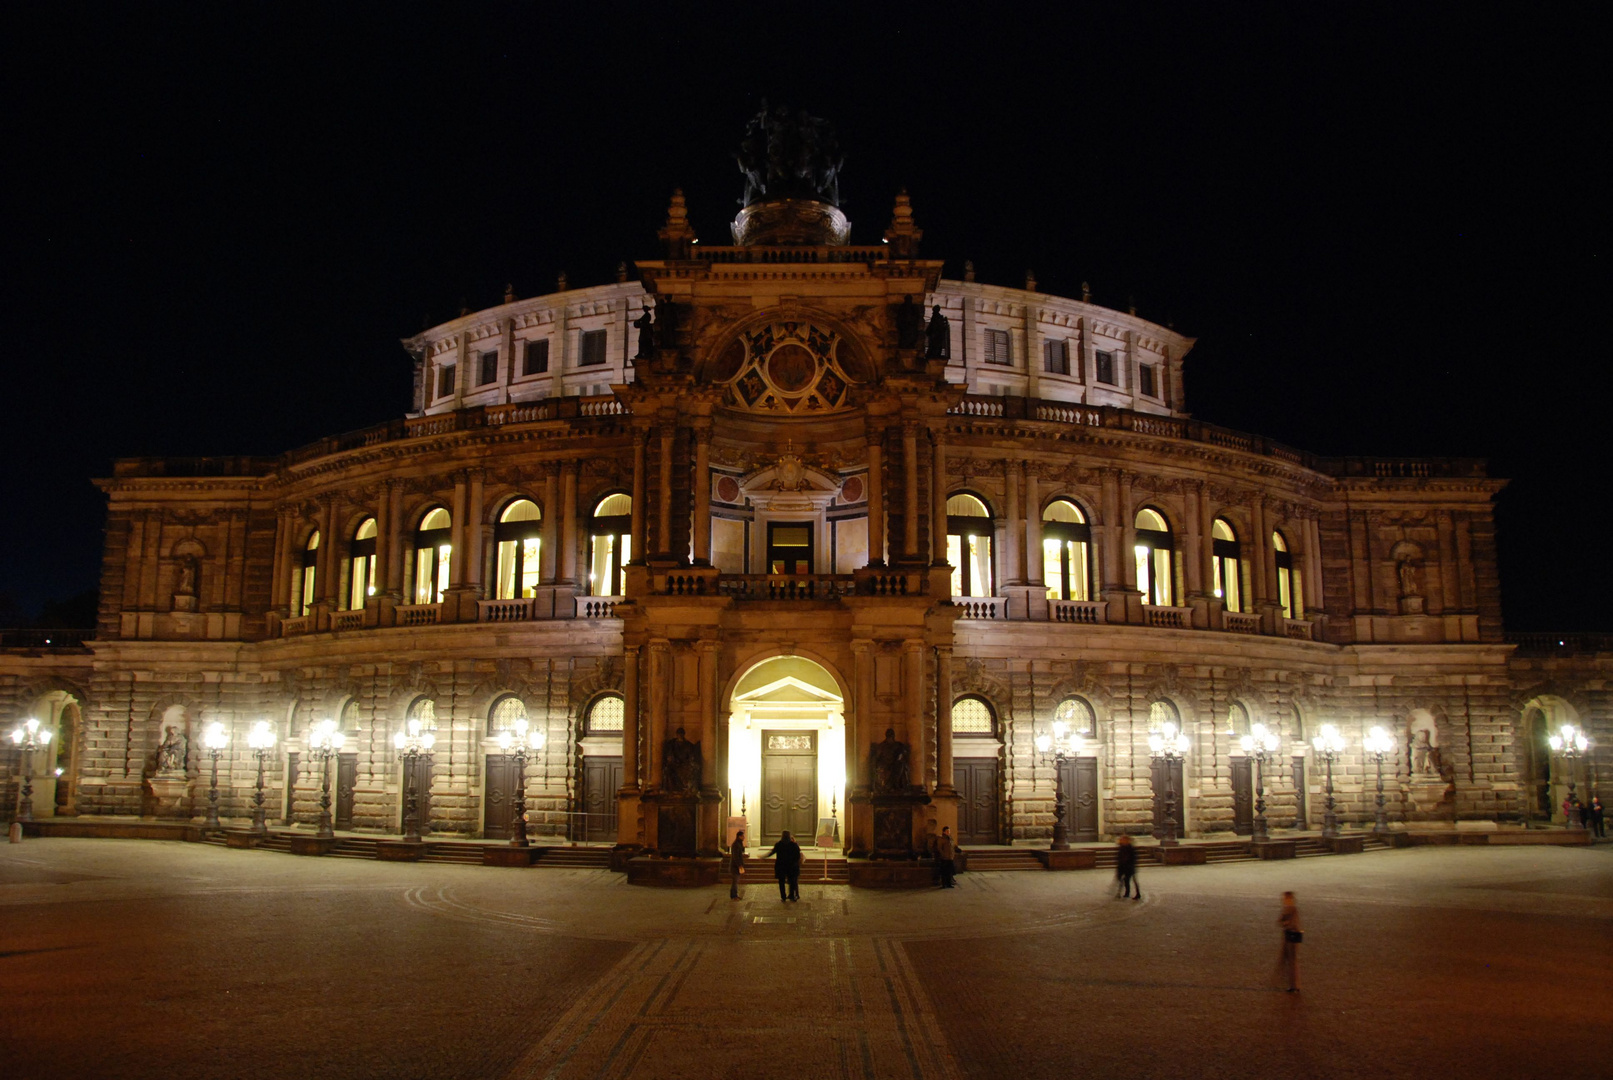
top-left (870, 728), bottom-right (911, 794)
top-left (925, 306), bottom-right (951, 360)
top-left (662, 727), bottom-right (702, 794)
top-left (155, 725), bottom-right (188, 774)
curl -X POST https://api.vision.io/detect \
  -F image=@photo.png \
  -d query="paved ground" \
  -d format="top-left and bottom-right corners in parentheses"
top-left (1, 839), bottom-right (1609, 1079)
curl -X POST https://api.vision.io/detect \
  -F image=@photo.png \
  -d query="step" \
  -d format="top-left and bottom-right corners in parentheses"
top-left (963, 851), bottom-right (1044, 871)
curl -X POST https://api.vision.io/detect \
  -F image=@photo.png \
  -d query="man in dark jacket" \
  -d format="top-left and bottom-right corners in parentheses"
top-left (767, 830), bottom-right (803, 901)
top-left (1115, 834), bottom-right (1141, 900)
top-left (729, 830), bottom-right (747, 900)
top-left (935, 826), bottom-right (958, 888)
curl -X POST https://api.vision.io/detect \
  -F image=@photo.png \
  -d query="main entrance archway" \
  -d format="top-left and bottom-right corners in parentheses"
top-left (727, 656), bottom-right (845, 848)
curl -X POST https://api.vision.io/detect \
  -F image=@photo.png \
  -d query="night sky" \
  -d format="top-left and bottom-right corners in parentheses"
top-left (3, 5), bottom-right (1605, 631)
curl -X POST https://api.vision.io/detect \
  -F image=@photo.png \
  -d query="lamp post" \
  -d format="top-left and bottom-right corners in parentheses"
top-left (394, 717), bottom-right (435, 843)
top-left (1548, 724), bottom-right (1590, 828)
top-left (247, 720), bottom-right (275, 837)
top-left (1312, 723), bottom-right (1346, 839)
top-left (8, 718), bottom-right (53, 824)
top-left (307, 719), bottom-right (345, 840)
top-left (202, 721), bottom-right (229, 833)
top-left (1363, 725), bottom-right (1395, 836)
top-left (1035, 720), bottom-right (1086, 851)
top-left (496, 718), bottom-right (545, 847)
top-left (1148, 720), bottom-right (1191, 846)
top-left (1239, 723), bottom-right (1282, 842)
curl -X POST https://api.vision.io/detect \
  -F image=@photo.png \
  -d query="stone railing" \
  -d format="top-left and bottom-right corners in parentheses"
top-left (576, 596), bottom-right (623, 618)
top-left (281, 616), bottom-right (311, 636)
top-left (331, 610), bottom-right (365, 632)
top-left (698, 244), bottom-right (891, 265)
top-left (0, 628), bottom-right (95, 650)
top-left (953, 596), bottom-right (1006, 620)
top-left (485, 401), bottom-right (556, 426)
top-left (479, 598), bottom-right (536, 622)
top-left (854, 568), bottom-right (927, 597)
top-left (1223, 611), bottom-right (1262, 635)
top-left (719, 575), bottom-right (856, 601)
top-left (1142, 605), bottom-right (1191, 629)
top-left (396, 603), bottom-right (440, 627)
top-left (1283, 618), bottom-right (1314, 641)
top-left (1049, 599), bottom-right (1104, 624)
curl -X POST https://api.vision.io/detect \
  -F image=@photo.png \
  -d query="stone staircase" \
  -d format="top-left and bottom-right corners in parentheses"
top-left (963, 848), bottom-right (1044, 872)
top-left (725, 855), bottom-right (851, 884)
top-left (203, 830), bottom-right (615, 868)
top-left (534, 846), bottom-right (614, 869)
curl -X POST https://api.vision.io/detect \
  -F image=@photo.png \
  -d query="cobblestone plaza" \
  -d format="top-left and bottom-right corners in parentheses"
top-left (3, 840), bottom-right (1608, 1079)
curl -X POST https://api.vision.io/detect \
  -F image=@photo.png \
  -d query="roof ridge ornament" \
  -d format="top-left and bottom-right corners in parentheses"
top-left (883, 189), bottom-right (922, 258)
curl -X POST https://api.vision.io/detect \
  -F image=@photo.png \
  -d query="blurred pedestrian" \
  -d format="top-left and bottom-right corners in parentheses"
top-left (1589, 795), bottom-right (1605, 838)
top-left (1115, 834), bottom-right (1140, 900)
top-left (936, 825), bottom-right (957, 888)
top-left (729, 829), bottom-right (747, 900)
top-left (767, 830), bottom-right (802, 901)
top-left (1277, 891), bottom-right (1302, 992)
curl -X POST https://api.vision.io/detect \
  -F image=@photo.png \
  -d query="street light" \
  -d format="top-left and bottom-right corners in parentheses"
top-left (393, 717), bottom-right (435, 843)
top-left (1548, 724), bottom-right (1590, 828)
top-left (1147, 720), bottom-right (1191, 846)
top-left (8, 718), bottom-right (53, 824)
top-left (1363, 725), bottom-right (1395, 836)
top-left (247, 721), bottom-right (275, 837)
top-left (1311, 723), bottom-right (1346, 839)
top-left (1034, 719), bottom-right (1086, 851)
top-left (202, 721), bottom-right (229, 833)
top-left (495, 718), bottom-right (545, 848)
top-left (307, 719), bottom-right (346, 840)
top-left (1238, 722), bottom-right (1282, 841)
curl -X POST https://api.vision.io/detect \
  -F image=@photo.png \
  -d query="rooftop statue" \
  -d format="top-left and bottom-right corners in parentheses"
top-left (734, 101), bottom-right (844, 208)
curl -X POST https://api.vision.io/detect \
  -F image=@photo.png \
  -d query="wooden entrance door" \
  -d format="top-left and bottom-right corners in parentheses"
top-left (761, 731), bottom-right (817, 842)
top-left (956, 757), bottom-right (999, 844)
top-left (582, 756), bottom-right (622, 841)
top-left (1231, 757), bottom-right (1254, 835)
top-left (1150, 757), bottom-right (1186, 839)
top-left (1058, 756), bottom-right (1100, 842)
top-left (484, 754), bottom-right (519, 839)
top-left (335, 753), bottom-right (357, 830)
top-left (402, 755), bottom-right (433, 834)
top-left (1291, 756), bottom-right (1307, 828)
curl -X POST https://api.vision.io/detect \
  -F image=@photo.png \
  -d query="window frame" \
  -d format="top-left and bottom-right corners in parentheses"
top-left (951, 695), bottom-right (998, 737)
top-left (578, 328), bottom-right (608, 367)
top-left (522, 338), bottom-right (550, 376)
top-left (1041, 498), bottom-right (1092, 602)
top-left (587, 493), bottom-right (632, 596)
top-left (586, 693), bottom-right (626, 735)
top-left (983, 328), bottom-right (1012, 366)
top-left (347, 518), bottom-right (378, 611)
top-left (1095, 350), bottom-right (1116, 385)
top-left (1273, 530), bottom-right (1301, 620)
top-left (1133, 507), bottom-right (1175, 607)
top-left (946, 493), bottom-right (995, 599)
top-left (437, 363), bottom-right (456, 399)
top-left (494, 499), bottom-right (544, 600)
top-left (1042, 338), bottom-right (1070, 375)
top-left (413, 508), bottom-right (452, 605)
top-left (1211, 518), bottom-right (1243, 613)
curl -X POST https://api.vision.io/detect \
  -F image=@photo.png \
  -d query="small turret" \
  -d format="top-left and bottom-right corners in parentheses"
top-left (658, 189), bottom-right (699, 259)
top-left (883, 189), bottom-right (923, 257)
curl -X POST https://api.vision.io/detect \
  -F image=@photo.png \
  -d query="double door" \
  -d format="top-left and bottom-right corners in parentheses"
top-left (1150, 757), bottom-right (1186, 839)
top-left (484, 754), bottom-right (521, 840)
top-left (1231, 757), bottom-right (1254, 835)
top-left (1057, 756), bottom-right (1100, 842)
top-left (761, 731), bottom-right (817, 843)
top-left (581, 756), bottom-right (623, 842)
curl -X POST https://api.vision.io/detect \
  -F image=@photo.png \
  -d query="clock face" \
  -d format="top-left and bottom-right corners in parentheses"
top-left (715, 321), bottom-right (871, 414)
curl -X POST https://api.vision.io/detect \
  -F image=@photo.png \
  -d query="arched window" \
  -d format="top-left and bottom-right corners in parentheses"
top-left (588, 494), bottom-right (631, 597)
top-left (1227, 701), bottom-right (1251, 737)
top-left (348, 518), bottom-right (377, 611)
top-left (1211, 518), bottom-right (1242, 612)
top-left (413, 508), bottom-right (452, 604)
top-left (489, 694), bottom-right (526, 732)
top-left (495, 499), bottom-right (542, 599)
top-left (339, 698), bottom-right (362, 734)
top-left (1053, 696), bottom-right (1097, 738)
top-left (1041, 498), bottom-right (1091, 601)
top-left (1149, 699), bottom-right (1181, 730)
top-left (407, 696), bottom-right (437, 730)
top-left (294, 531), bottom-right (319, 616)
top-left (1134, 508), bottom-right (1175, 606)
top-left (952, 696), bottom-right (995, 735)
top-left (1272, 530), bottom-right (1301, 619)
top-left (946, 493), bottom-right (994, 598)
top-left (587, 693), bottom-right (625, 734)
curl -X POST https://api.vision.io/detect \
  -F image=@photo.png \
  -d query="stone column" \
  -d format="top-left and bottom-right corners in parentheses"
top-left (865, 426), bottom-right (885, 566)
top-left (465, 469), bottom-right (486, 593)
top-left (646, 640), bottom-right (670, 790)
top-left (560, 461), bottom-right (579, 586)
top-left (658, 423), bottom-right (675, 558)
top-left (318, 496), bottom-right (341, 604)
top-left (1436, 512), bottom-right (1457, 615)
top-left (930, 429), bottom-right (948, 565)
top-left (697, 641), bottom-right (718, 786)
top-left (540, 465), bottom-right (559, 583)
top-left (1024, 464), bottom-right (1043, 585)
top-left (1118, 473), bottom-right (1136, 591)
top-left (269, 506), bottom-right (292, 615)
top-left (372, 486), bottom-right (392, 601)
top-left (1304, 514), bottom-right (1325, 613)
top-left (905, 641), bottom-right (927, 789)
top-left (1003, 459), bottom-right (1023, 584)
top-left (692, 422), bottom-right (711, 565)
top-left (621, 646), bottom-right (641, 790)
top-left (902, 421), bottom-right (920, 560)
top-left (935, 645), bottom-right (955, 793)
top-left (630, 429), bottom-right (647, 564)
top-left (1249, 496), bottom-right (1270, 606)
top-left (848, 639), bottom-right (874, 856)
top-left (448, 474), bottom-right (468, 589)
top-left (1100, 469), bottom-right (1122, 591)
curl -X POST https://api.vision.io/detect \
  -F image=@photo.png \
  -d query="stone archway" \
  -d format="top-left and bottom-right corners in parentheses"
top-left (1518, 695), bottom-right (1584, 823)
top-left (726, 655), bottom-right (846, 849)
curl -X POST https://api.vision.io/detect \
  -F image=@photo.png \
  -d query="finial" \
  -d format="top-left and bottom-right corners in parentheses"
top-left (1081, 281), bottom-right (1092, 302)
top-left (964, 260), bottom-right (976, 283)
top-left (659, 187), bottom-right (698, 258)
top-left (1128, 295), bottom-right (1137, 316)
top-left (616, 261), bottom-right (628, 283)
top-left (504, 283), bottom-right (516, 305)
top-left (556, 271), bottom-right (569, 293)
top-left (882, 188), bottom-right (922, 256)
top-left (1025, 270), bottom-right (1037, 293)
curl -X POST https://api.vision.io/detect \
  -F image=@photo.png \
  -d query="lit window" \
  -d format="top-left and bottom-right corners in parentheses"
top-left (1212, 517), bottom-right (1242, 612)
top-left (984, 328), bottom-right (1012, 365)
top-left (490, 695), bottom-right (526, 732)
top-left (1053, 697), bottom-right (1096, 737)
top-left (588, 694), bottom-right (625, 733)
top-left (1228, 701), bottom-right (1250, 737)
top-left (294, 531), bottom-right (319, 616)
top-left (348, 517), bottom-right (377, 611)
top-left (413, 508), bottom-right (452, 604)
top-left (1134, 507), bottom-right (1175, 606)
top-left (1041, 498), bottom-right (1091, 601)
top-left (946, 494), bottom-right (994, 598)
top-left (588, 494), bottom-right (631, 596)
top-left (407, 696), bottom-right (436, 731)
top-left (579, 329), bottom-right (608, 367)
top-left (523, 339), bottom-right (549, 375)
top-left (1095, 350), bottom-right (1116, 385)
top-left (495, 499), bottom-right (543, 599)
top-left (952, 696), bottom-right (994, 735)
top-left (1273, 530), bottom-right (1302, 619)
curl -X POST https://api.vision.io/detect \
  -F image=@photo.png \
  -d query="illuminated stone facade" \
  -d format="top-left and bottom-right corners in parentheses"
top-left (2, 169), bottom-right (1608, 855)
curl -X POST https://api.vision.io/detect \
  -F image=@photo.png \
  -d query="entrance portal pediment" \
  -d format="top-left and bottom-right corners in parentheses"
top-left (733, 675), bottom-right (844, 707)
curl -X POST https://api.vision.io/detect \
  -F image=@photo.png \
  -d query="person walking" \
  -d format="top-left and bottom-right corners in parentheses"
top-left (767, 830), bottom-right (803, 901)
top-left (729, 830), bottom-right (747, 900)
top-left (1277, 891), bottom-right (1302, 992)
top-left (1115, 834), bottom-right (1141, 900)
top-left (935, 825), bottom-right (957, 888)
top-left (1590, 795), bottom-right (1605, 838)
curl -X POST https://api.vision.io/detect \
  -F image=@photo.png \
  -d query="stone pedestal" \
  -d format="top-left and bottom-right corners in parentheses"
top-left (374, 839), bottom-right (426, 861)
top-left (288, 835), bottom-right (337, 857)
top-left (1159, 845), bottom-right (1208, 865)
top-left (625, 856), bottom-right (721, 887)
top-left (1324, 835), bottom-right (1365, 854)
top-left (869, 792), bottom-right (931, 859)
top-left (143, 775), bottom-right (190, 819)
top-left (223, 830), bottom-right (262, 849)
top-left (1406, 778), bottom-right (1452, 814)
top-left (846, 859), bottom-right (936, 888)
top-left (1035, 848), bottom-right (1097, 871)
top-left (482, 846), bottom-right (539, 867)
top-left (1248, 839), bottom-right (1297, 860)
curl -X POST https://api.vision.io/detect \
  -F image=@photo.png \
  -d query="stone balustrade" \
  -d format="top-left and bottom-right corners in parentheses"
top-left (1223, 611), bottom-right (1262, 635)
top-left (1049, 600), bottom-right (1104, 624)
top-left (954, 597), bottom-right (1005, 620)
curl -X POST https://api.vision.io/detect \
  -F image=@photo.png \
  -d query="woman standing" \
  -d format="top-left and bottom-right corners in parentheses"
top-left (1277, 891), bottom-right (1302, 992)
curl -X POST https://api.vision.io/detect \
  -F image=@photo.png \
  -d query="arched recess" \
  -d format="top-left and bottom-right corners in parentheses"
top-left (1147, 699), bottom-right (1190, 838)
top-left (727, 653), bottom-right (848, 848)
top-left (1051, 695), bottom-right (1102, 842)
top-left (575, 692), bottom-right (625, 843)
top-left (1517, 695), bottom-right (1584, 823)
top-left (951, 694), bottom-right (1003, 845)
top-left (16, 684), bottom-right (87, 817)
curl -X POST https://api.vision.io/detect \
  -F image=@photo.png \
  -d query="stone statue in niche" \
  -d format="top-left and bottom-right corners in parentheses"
top-left (1411, 728), bottom-right (1445, 778)
top-left (661, 727), bottom-right (702, 793)
top-left (175, 558), bottom-right (197, 596)
top-left (1397, 558), bottom-right (1421, 598)
top-left (894, 296), bottom-right (925, 351)
top-left (870, 728), bottom-right (912, 794)
top-left (634, 306), bottom-right (655, 360)
top-left (925, 305), bottom-right (951, 360)
top-left (155, 725), bottom-right (188, 774)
